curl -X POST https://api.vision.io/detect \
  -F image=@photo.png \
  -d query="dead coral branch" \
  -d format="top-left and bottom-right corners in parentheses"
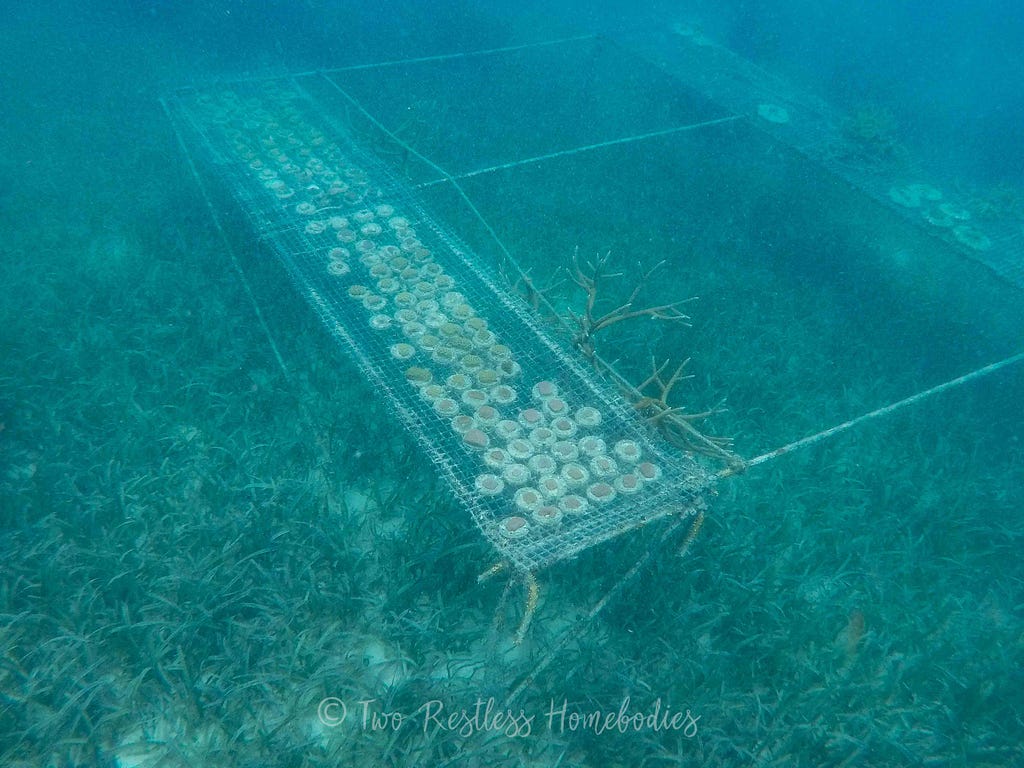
top-left (568, 249), bottom-right (692, 360)
top-left (568, 249), bottom-right (741, 467)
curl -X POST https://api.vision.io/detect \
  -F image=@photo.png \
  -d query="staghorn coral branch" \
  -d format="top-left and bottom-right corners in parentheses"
top-left (636, 357), bottom-right (692, 399)
top-left (570, 249), bottom-right (693, 359)
top-left (632, 357), bottom-right (734, 456)
top-left (567, 250), bottom-right (741, 465)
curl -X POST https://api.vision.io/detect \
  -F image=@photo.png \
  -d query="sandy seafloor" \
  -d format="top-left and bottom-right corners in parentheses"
top-left (1, 2), bottom-right (1022, 766)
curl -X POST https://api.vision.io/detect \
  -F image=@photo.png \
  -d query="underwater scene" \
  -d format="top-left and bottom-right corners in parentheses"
top-left (2, 2), bottom-right (1022, 766)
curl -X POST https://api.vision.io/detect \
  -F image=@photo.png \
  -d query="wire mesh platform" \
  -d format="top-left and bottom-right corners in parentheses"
top-left (164, 77), bottom-right (714, 573)
top-left (164, 34), bottom-right (1021, 576)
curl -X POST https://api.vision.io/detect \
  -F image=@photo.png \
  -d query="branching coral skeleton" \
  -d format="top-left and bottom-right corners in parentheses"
top-left (567, 249), bottom-right (741, 467)
top-left (568, 249), bottom-right (693, 360)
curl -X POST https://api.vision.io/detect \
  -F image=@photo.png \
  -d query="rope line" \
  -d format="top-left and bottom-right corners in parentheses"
top-left (160, 97), bottom-right (292, 382)
top-left (413, 115), bottom-right (743, 188)
top-left (727, 350), bottom-right (1024, 476)
top-left (307, 35), bottom-right (598, 76)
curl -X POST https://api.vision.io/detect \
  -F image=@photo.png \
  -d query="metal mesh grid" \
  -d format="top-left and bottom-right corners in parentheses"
top-left (651, 28), bottom-right (1024, 292)
top-left (165, 79), bottom-right (714, 573)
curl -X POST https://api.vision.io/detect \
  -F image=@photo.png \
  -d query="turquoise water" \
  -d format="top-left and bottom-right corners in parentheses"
top-left (2, 3), bottom-right (1022, 766)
